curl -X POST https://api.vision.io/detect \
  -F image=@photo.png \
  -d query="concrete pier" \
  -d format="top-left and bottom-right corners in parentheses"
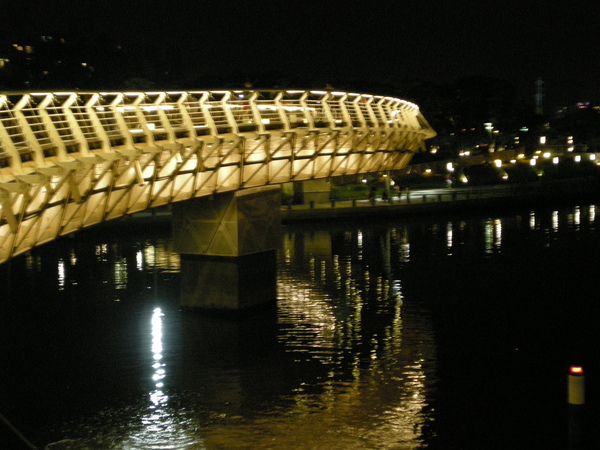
top-left (172, 186), bottom-right (281, 310)
top-left (296, 179), bottom-right (332, 205)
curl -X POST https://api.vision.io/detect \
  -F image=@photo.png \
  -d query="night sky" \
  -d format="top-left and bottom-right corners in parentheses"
top-left (2, 0), bottom-right (600, 107)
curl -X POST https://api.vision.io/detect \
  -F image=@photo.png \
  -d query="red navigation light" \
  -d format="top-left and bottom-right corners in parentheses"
top-left (570, 366), bottom-right (584, 375)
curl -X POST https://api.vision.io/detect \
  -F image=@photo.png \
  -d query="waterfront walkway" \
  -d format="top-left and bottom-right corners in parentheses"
top-left (281, 179), bottom-right (600, 222)
top-left (119, 178), bottom-right (600, 226)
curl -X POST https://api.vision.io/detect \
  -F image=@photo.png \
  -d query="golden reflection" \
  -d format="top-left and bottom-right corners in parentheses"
top-left (273, 229), bottom-right (433, 448)
top-left (69, 250), bottom-right (77, 266)
top-left (485, 219), bottom-right (502, 254)
top-left (95, 243), bottom-right (108, 262)
top-left (142, 243), bottom-right (180, 272)
top-left (568, 206), bottom-right (581, 229)
top-left (494, 219), bottom-right (502, 250)
top-left (277, 276), bottom-right (338, 359)
top-left (285, 247), bottom-right (291, 264)
top-left (333, 254), bottom-right (341, 289)
top-left (143, 245), bottom-right (156, 267)
top-left (309, 257), bottom-right (316, 279)
top-left (364, 270), bottom-right (371, 292)
top-left (25, 253), bottom-right (41, 272)
top-left (114, 257), bottom-right (128, 290)
top-left (484, 220), bottom-right (493, 254)
top-left (398, 228), bottom-right (410, 263)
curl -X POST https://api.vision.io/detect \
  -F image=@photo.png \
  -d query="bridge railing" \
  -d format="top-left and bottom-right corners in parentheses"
top-left (0, 89), bottom-right (434, 179)
top-left (0, 89), bottom-right (436, 263)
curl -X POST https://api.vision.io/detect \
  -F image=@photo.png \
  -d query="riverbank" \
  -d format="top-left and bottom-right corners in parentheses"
top-left (281, 177), bottom-right (600, 223)
top-left (105, 177), bottom-right (600, 231)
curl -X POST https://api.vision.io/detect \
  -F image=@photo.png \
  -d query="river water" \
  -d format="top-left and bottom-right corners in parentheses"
top-left (1, 202), bottom-right (599, 449)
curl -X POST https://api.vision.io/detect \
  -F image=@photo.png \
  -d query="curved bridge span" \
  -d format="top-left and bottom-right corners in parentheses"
top-left (0, 89), bottom-right (435, 263)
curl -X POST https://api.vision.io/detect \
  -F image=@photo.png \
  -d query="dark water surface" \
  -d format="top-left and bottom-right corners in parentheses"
top-left (1, 203), bottom-right (599, 449)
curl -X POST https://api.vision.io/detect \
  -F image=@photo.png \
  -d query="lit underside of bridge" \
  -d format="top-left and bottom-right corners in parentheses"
top-left (0, 89), bottom-right (436, 264)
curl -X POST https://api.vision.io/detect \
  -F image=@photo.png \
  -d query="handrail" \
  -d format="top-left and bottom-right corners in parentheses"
top-left (0, 90), bottom-right (435, 177)
top-left (0, 89), bottom-right (436, 263)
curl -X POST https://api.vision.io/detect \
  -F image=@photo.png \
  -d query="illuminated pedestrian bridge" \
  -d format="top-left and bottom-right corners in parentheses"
top-left (0, 89), bottom-right (435, 264)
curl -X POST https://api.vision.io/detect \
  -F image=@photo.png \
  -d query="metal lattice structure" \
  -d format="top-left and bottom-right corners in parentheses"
top-left (0, 89), bottom-right (436, 263)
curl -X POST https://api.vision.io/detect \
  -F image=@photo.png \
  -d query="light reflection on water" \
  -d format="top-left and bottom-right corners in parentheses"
top-left (118, 308), bottom-right (198, 449)
top-left (1, 203), bottom-right (599, 448)
top-left (30, 226), bottom-right (438, 448)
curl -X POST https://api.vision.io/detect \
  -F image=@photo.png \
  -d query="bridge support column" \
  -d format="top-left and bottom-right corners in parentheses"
top-left (172, 186), bottom-right (281, 311)
top-left (295, 179), bottom-right (331, 205)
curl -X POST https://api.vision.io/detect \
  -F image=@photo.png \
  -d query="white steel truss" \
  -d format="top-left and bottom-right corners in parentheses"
top-left (0, 89), bottom-right (436, 263)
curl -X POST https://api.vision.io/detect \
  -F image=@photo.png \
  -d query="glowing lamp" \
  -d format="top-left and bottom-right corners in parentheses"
top-left (568, 365), bottom-right (585, 405)
top-left (570, 366), bottom-right (583, 375)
